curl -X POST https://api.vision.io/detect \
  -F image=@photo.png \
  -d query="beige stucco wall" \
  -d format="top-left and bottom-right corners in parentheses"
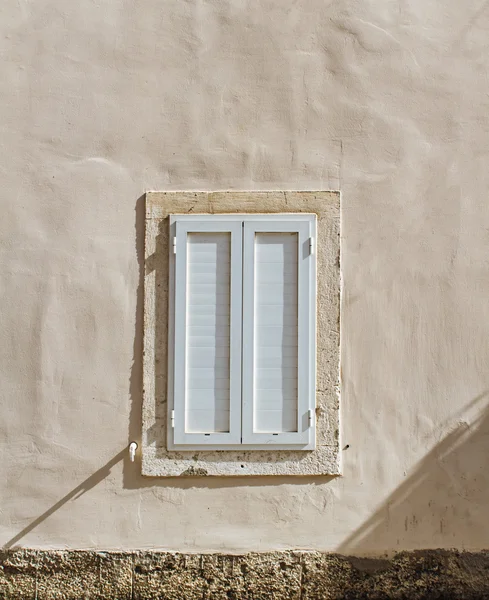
top-left (1, 0), bottom-right (489, 554)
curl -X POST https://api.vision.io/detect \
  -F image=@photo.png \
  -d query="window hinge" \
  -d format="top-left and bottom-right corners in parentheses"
top-left (173, 237), bottom-right (177, 254)
top-left (308, 409), bottom-right (314, 427)
top-left (171, 410), bottom-right (175, 428)
top-left (309, 237), bottom-right (314, 255)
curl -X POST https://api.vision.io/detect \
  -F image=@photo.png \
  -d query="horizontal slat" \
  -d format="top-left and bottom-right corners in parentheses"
top-left (188, 244), bottom-right (230, 255)
top-left (188, 268), bottom-right (229, 285)
top-left (187, 348), bottom-right (230, 362)
top-left (256, 263), bottom-right (298, 285)
top-left (255, 346), bottom-right (298, 358)
top-left (187, 304), bottom-right (231, 316)
top-left (256, 236), bottom-right (298, 247)
top-left (255, 305), bottom-right (298, 320)
top-left (186, 410), bottom-right (230, 433)
top-left (187, 389), bottom-right (230, 403)
top-left (253, 389), bottom-right (298, 402)
top-left (187, 378), bottom-right (230, 390)
top-left (188, 325), bottom-right (230, 337)
top-left (188, 255), bottom-right (231, 264)
top-left (255, 283), bottom-right (297, 298)
top-left (254, 356), bottom-right (298, 368)
top-left (255, 367), bottom-right (299, 379)
top-left (255, 325), bottom-right (298, 336)
top-left (251, 396), bottom-right (298, 410)
top-left (185, 260), bottom-right (230, 272)
top-left (256, 268), bottom-right (298, 290)
top-left (188, 293), bottom-right (231, 305)
top-left (255, 247), bottom-right (297, 260)
top-left (185, 394), bottom-right (231, 410)
top-left (188, 255), bottom-right (230, 263)
top-left (255, 233), bottom-right (298, 243)
top-left (256, 298), bottom-right (298, 308)
top-left (188, 238), bottom-right (230, 250)
top-left (256, 379), bottom-right (298, 393)
top-left (187, 335), bottom-right (230, 348)
top-left (254, 409), bottom-right (297, 433)
top-left (255, 334), bottom-right (298, 348)
top-left (188, 283), bottom-right (231, 295)
top-left (255, 316), bottom-right (297, 328)
top-left (188, 314), bottom-right (230, 327)
top-left (187, 367), bottom-right (229, 380)
top-left (255, 258), bottom-right (298, 264)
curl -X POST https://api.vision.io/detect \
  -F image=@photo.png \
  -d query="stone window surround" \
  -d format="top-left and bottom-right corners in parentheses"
top-left (142, 191), bottom-right (340, 476)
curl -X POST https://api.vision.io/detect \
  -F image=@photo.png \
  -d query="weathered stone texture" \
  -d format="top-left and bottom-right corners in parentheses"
top-left (0, 550), bottom-right (38, 599)
top-left (143, 191), bottom-right (341, 477)
top-left (0, 550), bottom-right (132, 600)
top-left (1, 550), bottom-right (489, 599)
top-left (133, 552), bottom-right (302, 600)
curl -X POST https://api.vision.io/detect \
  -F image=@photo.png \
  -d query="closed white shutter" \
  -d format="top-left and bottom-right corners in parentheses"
top-left (168, 214), bottom-right (315, 451)
top-left (170, 219), bottom-right (242, 447)
top-left (242, 218), bottom-right (316, 448)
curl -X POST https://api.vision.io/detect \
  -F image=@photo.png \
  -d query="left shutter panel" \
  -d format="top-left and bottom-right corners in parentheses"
top-left (169, 219), bottom-right (243, 448)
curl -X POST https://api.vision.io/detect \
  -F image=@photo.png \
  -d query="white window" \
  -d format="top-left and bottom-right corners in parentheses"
top-left (167, 214), bottom-right (316, 451)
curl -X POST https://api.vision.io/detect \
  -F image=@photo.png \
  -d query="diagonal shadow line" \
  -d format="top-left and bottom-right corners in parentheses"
top-left (3, 449), bottom-right (127, 550)
top-left (338, 391), bottom-right (489, 553)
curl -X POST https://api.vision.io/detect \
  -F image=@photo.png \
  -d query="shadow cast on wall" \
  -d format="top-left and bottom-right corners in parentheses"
top-left (338, 392), bottom-right (489, 554)
top-left (5, 197), bottom-right (489, 551)
top-left (2, 195), bottom-right (335, 550)
top-left (3, 450), bottom-right (127, 550)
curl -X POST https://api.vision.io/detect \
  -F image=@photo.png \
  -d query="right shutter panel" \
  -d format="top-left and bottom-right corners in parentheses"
top-left (242, 218), bottom-right (316, 448)
top-left (254, 232), bottom-right (299, 433)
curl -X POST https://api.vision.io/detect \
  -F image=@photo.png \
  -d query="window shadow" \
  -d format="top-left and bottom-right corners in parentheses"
top-left (338, 392), bottom-right (489, 554)
top-left (1, 196), bottom-right (335, 550)
top-left (2, 450), bottom-right (127, 550)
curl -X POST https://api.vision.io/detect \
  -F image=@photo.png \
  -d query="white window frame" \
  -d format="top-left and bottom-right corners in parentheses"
top-left (167, 214), bottom-right (316, 451)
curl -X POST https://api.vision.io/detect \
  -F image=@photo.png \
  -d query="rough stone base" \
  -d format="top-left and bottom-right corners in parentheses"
top-left (1, 549), bottom-right (488, 599)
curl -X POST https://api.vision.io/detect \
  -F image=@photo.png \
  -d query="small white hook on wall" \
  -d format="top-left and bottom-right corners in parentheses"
top-left (129, 441), bottom-right (138, 462)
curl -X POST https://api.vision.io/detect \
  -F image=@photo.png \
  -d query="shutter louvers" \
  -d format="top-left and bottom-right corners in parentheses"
top-left (168, 214), bottom-right (315, 451)
top-left (242, 219), bottom-right (315, 448)
top-left (171, 220), bottom-right (242, 447)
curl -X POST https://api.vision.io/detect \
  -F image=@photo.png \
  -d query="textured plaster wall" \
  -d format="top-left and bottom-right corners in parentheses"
top-left (1, 0), bottom-right (489, 553)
